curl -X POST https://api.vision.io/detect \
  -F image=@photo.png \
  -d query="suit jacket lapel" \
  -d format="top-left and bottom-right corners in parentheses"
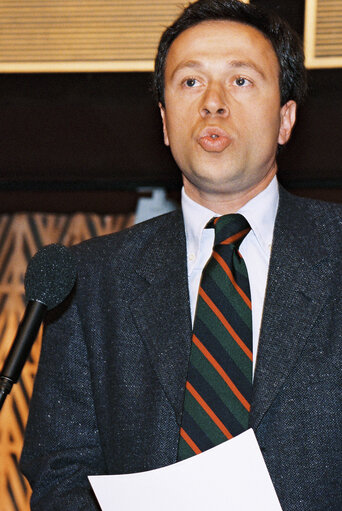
top-left (250, 187), bottom-right (331, 430)
top-left (129, 210), bottom-right (192, 425)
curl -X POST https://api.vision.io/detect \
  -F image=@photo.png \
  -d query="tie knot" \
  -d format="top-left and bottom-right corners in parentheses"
top-left (207, 214), bottom-right (251, 248)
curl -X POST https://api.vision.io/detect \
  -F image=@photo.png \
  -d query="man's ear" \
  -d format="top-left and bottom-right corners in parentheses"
top-left (278, 100), bottom-right (297, 146)
top-left (159, 102), bottom-right (170, 146)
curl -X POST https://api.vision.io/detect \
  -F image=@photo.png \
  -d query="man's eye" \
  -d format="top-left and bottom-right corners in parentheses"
top-left (234, 77), bottom-right (250, 87)
top-left (184, 78), bottom-right (198, 87)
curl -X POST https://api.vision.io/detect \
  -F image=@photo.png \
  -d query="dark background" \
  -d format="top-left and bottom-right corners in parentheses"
top-left (0, 0), bottom-right (341, 213)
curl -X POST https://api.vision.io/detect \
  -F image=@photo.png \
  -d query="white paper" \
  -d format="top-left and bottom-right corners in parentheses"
top-left (89, 428), bottom-right (282, 510)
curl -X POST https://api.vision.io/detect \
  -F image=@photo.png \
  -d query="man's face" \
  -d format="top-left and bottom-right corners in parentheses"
top-left (159, 20), bottom-right (296, 207)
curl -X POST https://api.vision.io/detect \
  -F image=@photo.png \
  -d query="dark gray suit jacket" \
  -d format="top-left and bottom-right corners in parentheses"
top-left (21, 187), bottom-right (342, 510)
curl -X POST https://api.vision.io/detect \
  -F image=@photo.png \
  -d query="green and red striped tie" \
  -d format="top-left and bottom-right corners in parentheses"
top-left (178, 214), bottom-right (252, 460)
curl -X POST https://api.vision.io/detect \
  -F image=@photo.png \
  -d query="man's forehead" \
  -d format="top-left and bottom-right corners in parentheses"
top-left (164, 20), bottom-right (279, 78)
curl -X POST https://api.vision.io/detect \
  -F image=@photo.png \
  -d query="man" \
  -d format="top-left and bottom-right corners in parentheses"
top-left (21, 1), bottom-right (342, 510)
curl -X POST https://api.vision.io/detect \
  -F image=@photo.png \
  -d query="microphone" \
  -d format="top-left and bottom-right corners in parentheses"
top-left (0, 244), bottom-right (77, 410)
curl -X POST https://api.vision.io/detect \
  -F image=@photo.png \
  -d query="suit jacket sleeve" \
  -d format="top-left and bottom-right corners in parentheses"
top-left (20, 288), bottom-right (104, 510)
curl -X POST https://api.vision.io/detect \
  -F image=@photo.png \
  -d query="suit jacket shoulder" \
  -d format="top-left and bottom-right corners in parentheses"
top-left (71, 209), bottom-right (185, 273)
top-left (277, 186), bottom-right (342, 244)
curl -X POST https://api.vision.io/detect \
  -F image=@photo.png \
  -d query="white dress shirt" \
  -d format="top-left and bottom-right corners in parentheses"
top-left (182, 176), bottom-right (279, 372)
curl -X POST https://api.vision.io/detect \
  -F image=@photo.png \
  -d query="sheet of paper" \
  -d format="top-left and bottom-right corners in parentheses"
top-left (89, 428), bottom-right (282, 510)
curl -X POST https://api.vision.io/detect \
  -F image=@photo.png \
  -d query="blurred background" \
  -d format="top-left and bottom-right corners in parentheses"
top-left (0, 0), bottom-right (341, 509)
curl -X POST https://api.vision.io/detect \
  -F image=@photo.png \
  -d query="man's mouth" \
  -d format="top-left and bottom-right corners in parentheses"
top-left (197, 127), bottom-right (232, 152)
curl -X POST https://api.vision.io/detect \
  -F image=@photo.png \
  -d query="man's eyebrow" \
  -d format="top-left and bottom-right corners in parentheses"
top-left (170, 59), bottom-right (267, 80)
top-left (227, 60), bottom-right (266, 79)
top-left (170, 60), bottom-right (203, 79)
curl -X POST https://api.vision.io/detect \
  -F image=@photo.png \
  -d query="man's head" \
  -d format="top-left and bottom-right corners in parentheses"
top-left (153, 0), bottom-right (306, 212)
top-left (154, 0), bottom-right (307, 108)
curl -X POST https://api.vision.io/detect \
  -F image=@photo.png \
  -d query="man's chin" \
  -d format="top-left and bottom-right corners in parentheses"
top-left (182, 172), bottom-right (245, 195)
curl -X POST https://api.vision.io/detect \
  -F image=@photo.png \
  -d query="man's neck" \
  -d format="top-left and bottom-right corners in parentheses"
top-left (183, 166), bottom-right (277, 214)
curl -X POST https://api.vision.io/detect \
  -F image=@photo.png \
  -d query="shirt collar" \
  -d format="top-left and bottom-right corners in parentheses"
top-left (182, 187), bottom-right (217, 265)
top-left (181, 175), bottom-right (279, 259)
top-left (238, 176), bottom-right (279, 254)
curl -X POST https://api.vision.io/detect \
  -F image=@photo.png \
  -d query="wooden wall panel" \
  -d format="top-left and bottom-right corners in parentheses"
top-left (305, 0), bottom-right (342, 68)
top-left (0, 0), bottom-right (185, 71)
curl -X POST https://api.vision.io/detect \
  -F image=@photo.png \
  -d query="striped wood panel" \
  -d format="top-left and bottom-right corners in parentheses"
top-left (0, 0), bottom-right (248, 72)
top-left (304, 0), bottom-right (342, 68)
top-left (0, 0), bottom-right (185, 72)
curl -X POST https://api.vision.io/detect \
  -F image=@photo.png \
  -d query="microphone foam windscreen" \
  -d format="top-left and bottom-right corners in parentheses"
top-left (24, 244), bottom-right (77, 310)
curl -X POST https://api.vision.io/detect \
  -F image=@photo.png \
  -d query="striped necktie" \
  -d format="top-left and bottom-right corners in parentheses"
top-left (178, 214), bottom-right (252, 460)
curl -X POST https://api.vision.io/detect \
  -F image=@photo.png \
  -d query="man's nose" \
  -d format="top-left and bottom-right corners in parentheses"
top-left (199, 85), bottom-right (229, 118)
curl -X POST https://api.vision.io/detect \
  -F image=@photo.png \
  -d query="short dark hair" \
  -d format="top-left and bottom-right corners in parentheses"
top-left (153, 0), bottom-right (307, 108)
